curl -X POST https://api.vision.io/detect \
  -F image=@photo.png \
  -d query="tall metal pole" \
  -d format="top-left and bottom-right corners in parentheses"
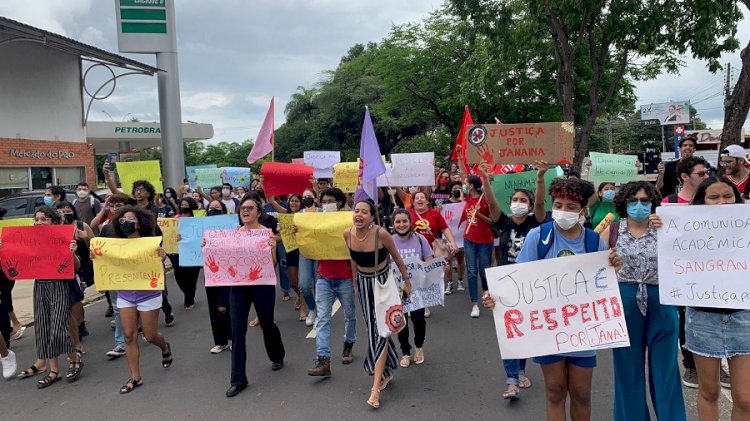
top-left (157, 50), bottom-right (184, 189)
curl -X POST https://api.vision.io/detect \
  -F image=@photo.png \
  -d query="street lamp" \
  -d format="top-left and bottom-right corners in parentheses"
top-left (100, 110), bottom-right (114, 121)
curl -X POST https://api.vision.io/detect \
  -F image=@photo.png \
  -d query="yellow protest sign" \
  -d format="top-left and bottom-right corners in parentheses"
top-left (157, 218), bottom-right (179, 254)
top-left (294, 211), bottom-right (352, 260)
top-left (91, 237), bottom-right (165, 291)
top-left (0, 218), bottom-right (34, 234)
top-left (277, 213), bottom-right (298, 253)
top-left (333, 162), bottom-right (358, 193)
top-left (193, 209), bottom-right (206, 217)
top-left (116, 160), bottom-right (164, 193)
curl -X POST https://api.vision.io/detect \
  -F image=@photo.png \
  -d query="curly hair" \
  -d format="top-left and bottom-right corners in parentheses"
top-left (35, 205), bottom-right (62, 225)
top-left (692, 176), bottom-right (743, 205)
top-left (675, 156), bottom-right (708, 177)
top-left (111, 206), bottom-right (156, 238)
top-left (612, 181), bottom-right (662, 218)
top-left (108, 192), bottom-right (131, 205)
top-left (548, 178), bottom-right (594, 207)
top-left (178, 197), bottom-right (198, 215)
top-left (132, 180), bottom-right (156, 202)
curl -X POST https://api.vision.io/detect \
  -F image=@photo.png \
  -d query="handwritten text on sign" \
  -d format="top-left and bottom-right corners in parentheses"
top-left (186, 164), bottom-right (217, 189)
top-left (0, 225), bottom-right (75, 280)
top-left (391, 257), bottom-right (446, 312)
top-left (178, 215), bottom-right (237, 266)
top-left (486, 251), bottom-right (629, 359)
top-left (304, 151), bottom-right (340, 178)
top-left (390, 152), bottom-right (435, 187)
top-left (203, 229), bottom-right (276, 286)
top-left (116, 160), bottom-right (164, 193)
top-left (656, 204), bottom-right (750, 309)
top-left (465, 122), bottom-right (575, 165)
top-left (588, 152), bottom-right (637, 185)
top-left (91, 237), bottom-right (165, 291)
top-left (490, 168), bottom-right (558, 216)
top-left (277, 213), bottom-right (299, 253)
top-left (157, 218), bottom-right (179, 254)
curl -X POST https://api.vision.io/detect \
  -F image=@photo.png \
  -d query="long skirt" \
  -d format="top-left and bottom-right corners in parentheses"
top-left (34, 280), bottom-right (74, 359)
top-left (356, 268), bottom-right (398, 379)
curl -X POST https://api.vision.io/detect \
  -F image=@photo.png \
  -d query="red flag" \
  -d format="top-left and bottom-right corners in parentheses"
top-left (247, 97), bottom-right (275, 164)
top-left (451, 106), bottom-right (474, 166)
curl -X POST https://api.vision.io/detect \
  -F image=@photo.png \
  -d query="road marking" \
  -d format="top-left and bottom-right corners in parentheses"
top-left (306, 299), bottom-right (340, 339)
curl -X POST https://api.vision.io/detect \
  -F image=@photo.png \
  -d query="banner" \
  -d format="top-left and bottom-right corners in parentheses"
top-left (490, 168), bottom-right (557, 216)
top-left (685, 129), bottom-right (745, 145)
top-left (640, 101), bottom-right (690, 125)
top-left (304, 151), bottom-right (341, 179)
top-left (391, 257), bottom-right (446, 312)
top-left (195, 168), bottom-right (224, 189)
top-left (0, 218), bottom-right (34, 234)
top-left (588, 152), bottom-right (637, 185)
top-left (0, 225), bottom-right (75, 280)
top-left (116, 160), bottom-right (163, 193)
top-left (221, 167), bottom-right (251, 188)
top-left (91, 236), bottom-right (165, 291)
top-left (203, 229), bottom-right (276, 286)
top-left (178, 214), bottom-right (238, 266)
top-left (390, 152), bottom-right (435, 187)
top-left (260, 162), bottom-right (314, 197)
top-left (465, 122), bottom-right (575, 165)
top-left (486, 251), bottom-right (629, 359)
top-left (156, 218), bottom-right (179, 254)
top-left (294, 211), bottom-right (352, 260)
top-left (656, 204), bottom-right (750, 309)
top-left (186, 164), bottom-right (217, 189)
top-left (277, 213), bottom-right (299, 252)
top-left (440, 202), bottom-right (466, 248)
top-left (333, 162), bottom-right (358, 193)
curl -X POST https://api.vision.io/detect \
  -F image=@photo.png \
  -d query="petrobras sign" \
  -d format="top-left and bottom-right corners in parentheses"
top-left (115, 0), bottom-right (176, 53)
top-left (640, 101), bottom-right (690, 126)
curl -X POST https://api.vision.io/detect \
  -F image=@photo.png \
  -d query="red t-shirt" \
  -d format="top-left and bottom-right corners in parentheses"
top-left (318, 259), bottom-right (352, 280)
top-left (461, 195), bottom-right (494, 245)
top-left (725, 174), bottom-right (748, 197)
top-left (661, 195), bottom-right (690, 204)
top-left (409, 208), bottom-right (448, 246)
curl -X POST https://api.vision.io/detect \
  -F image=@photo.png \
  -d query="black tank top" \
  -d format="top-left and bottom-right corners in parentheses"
top-left (348, 247), bottom-right (388, 267)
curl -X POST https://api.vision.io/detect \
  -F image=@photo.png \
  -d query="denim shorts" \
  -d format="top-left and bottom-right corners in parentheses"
top-left (685, 307), bottom-right (750, 358)
top-left (533, 354), bottom-right (597, 368)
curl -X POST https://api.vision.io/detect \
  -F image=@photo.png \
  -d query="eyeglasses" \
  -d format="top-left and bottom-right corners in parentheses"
top-left (239, 206), bottom-right (257, 211)
top-left (34, 218), bottom-right (52, 223)
top-left (119, 218), bottom-right (137, 224)
top-left (133, 187), bottom-right (147, 193)
top-left (691, 171), bottom-right (708, 177)
top-left (627, 198), bottom-right (651, 205)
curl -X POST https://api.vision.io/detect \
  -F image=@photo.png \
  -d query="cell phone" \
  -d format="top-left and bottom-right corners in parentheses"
top-left (106, 153), bottom-right (114, 165)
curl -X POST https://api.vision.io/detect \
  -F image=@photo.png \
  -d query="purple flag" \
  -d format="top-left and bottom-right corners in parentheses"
top-left (356, 107), bottom-right (386, 203)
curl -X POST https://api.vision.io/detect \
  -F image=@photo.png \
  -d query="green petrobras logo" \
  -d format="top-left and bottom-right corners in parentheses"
top-left (119, 0), bottom-right (167, 34)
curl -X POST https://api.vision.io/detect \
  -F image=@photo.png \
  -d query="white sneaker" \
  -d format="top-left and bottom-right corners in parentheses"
top-left (444, 281), bottom-right (453, 295)
top-left (470, 305), bottom-right (480, 318)
top-left (305, 310), bottom-right (317, 327)
top-left (210, 344), bottom-right (230, 354)
top-left (457, 281), bottom-right (466, 291)
top-left (106, 346), bottom-right (126, 358)
top-left (1, 350), bottom-right (17, 379)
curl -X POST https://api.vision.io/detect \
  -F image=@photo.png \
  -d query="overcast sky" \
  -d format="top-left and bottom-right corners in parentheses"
top-left (1, 0), bottom-right (748, 144)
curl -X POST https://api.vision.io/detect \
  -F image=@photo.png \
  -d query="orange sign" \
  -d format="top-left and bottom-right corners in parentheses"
top-left (464, 122), bottom-right (575, 165)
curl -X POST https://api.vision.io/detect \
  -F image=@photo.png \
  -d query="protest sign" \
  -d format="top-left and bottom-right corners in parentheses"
top-left (491, 168), bottom-right (558, 216)
top-left (376, 163), bottom-right (393, 187)
top-left (203, 229), bottom-right (276, 286)
top-left (486, 251), bottom-right (629, 359)
top-left (193, 209), bottom-right (206, 217)
top-left (656, 204), bottom-right (750, 309)
top-left (391, 257), bottom-right (446, 312)
top-left (333, 162), bottom-right (358, 193)
top-left (0, 218), bottom-right (34, 234)
top-left (156, 218), bottom-right (179, 254)
top-left (464, 122), bottom-right (575, 165)
top-left (304, 151), bottom-right (341, 178)
top-left (261, 162), bottom-right (314, 197)
top-left (91, 236), bottom-right (165, 291)
top-left (178, 214), bottom-right (237, 266)
top-left (195, 168), bottom-right (223, 189)
top-left (440, 202), bottom-right (466, 248)
top-left (221, 167), bottom-right (251, 188)
top-left (186, 164), bottom-right (217, 189)
top-left (116, 160), bottom-right (163, 193)
top-left (588, 152), bottom-right (637, 185)
top-left (0, 225), bottom-right (75, 280)
top-left (390, 152), bottom-right (435, 187)
top-left (277, 213), bottom-right (299, 252)
top-left (294, 211), bottom-right (352, 260)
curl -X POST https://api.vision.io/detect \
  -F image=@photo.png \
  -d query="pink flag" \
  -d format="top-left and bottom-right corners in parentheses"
top-left (246, 97), bottom-right (275, 164)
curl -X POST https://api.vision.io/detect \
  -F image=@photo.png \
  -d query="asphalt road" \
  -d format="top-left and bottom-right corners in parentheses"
top-left (0, 271), bottom-right (726, 420)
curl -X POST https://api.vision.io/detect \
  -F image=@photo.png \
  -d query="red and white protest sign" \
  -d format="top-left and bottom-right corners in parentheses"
top-left (486, 251), bottom-right (629, 359)
top-left (260, 162), bottom-right (314, 197)
top-left (203, 229), bottom-right (276, 287)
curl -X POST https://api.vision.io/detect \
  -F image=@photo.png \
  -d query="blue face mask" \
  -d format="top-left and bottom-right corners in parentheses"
top-left (43, 196), bottom-right (54, 206)
top-left (602, 190), bottom-right (615, 202)
top-left (626, 202), bottom-right (651, 222)
top-left (462, 185), bottom-right (469, 194)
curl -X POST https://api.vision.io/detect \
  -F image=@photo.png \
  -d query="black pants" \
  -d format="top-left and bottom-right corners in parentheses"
top-left (230, 285), bottom-right (285, 386)
top-left (0, 279), bottom-right (12, 348)
top-left (206, 286), bottom-right (231, 346)
top-left (678, 306), bottom-right (695, 369)
top-left (169, 255), bottom-right (201, 308)
top-left (397, 308), bottom-right (426, 357)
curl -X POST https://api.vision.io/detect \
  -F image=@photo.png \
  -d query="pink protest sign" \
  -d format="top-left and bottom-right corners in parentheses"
top-left (203, 229), bottom-right (276, 286)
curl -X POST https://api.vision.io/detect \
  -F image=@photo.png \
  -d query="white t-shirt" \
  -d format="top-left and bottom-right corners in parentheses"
top-left (221, 198), bottom-right (237, 213)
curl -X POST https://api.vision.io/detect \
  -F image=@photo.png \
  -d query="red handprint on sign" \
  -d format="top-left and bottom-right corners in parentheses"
top-left (247, 266), bottom-right (263, 282)
top-left (477, 143), bottom-right (495, 166)
top-left (149, 272), bottom-right (160, 289)
top-left (92, 243), bottom-right (105, 256)
top-left (257, 240), bottom-right (270, 251)
top-left (227, 266), bottom-right (237, 278)
top-left (206, 255), bottom-right (220, 273)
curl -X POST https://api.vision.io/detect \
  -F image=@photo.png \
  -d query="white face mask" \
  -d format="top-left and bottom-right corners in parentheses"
top-left (552, 210), bottom-right (581, 231)
top-left (164, 192), bottom-right (172, 199)
top-left (509, 202), bottom-right (529, 218)
top-left (76, 190), bottom-right (88, 199)
top-left (222, 188), bottom-right (230, 197)
top-left (322, 203), bottom-right (337, 212)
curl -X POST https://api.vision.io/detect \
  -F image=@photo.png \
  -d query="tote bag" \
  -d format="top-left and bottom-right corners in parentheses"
top-left (371, 228), bottom-right (406, 337)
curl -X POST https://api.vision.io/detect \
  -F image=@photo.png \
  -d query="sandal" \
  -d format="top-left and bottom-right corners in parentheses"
top-left (400, 355), bottom-right (411, 368)
top-left (17, 364), bottom-right (43, 379)
top-left (294, 297), bottom-right (301, 310)
top-left (66, 358), bottom-right (84, 382)
top-left (379, 373), bottom-right (394, 391)
top-left (298, 312), bottom-right (307, 322)
top-left (518, 373), bottom-right (532, 389)
top-left (162, 343), bottom-right (173, 368)
top-left (503, 384), bottom-right (521, 400)
top-left (367, 388), bottom-right (380, 409)
top-left (11, 326), bottom-right (26, 341)
top-left (119, 377), bottom-right (143, 394)
top-left (249, 318), bottom-right (260, 327)
top-left (37, 371), bottom-right (60, 389)
top-left (282, 293), bottom-right (291, 301)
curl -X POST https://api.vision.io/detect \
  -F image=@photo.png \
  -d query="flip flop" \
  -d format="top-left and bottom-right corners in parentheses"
top-left (503, 385), bottom-right (521, 400)
top-left (11, 326), bottom-right (26, 341)
top-left (519, 373), bottom-right (532, 389)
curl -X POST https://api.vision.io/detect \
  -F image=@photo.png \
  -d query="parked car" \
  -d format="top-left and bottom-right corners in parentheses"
top-left (0, 190), bottom-right (105, 219)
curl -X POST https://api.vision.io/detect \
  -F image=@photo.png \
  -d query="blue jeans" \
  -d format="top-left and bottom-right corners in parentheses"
top-left (464, 239), bottom-right (493, 303)
top-left (503, 358), bottom-right (527, 385)
top-left (314, 276), bottom-right (356, 357)
top-left (277, 243), bottom-right (290, 293)
top-left (613, 283), bottom-right (685, 421)
top-left (110, 291), bottom-right (124, 349)
top-left (298, 256), bottom-right (317, 311)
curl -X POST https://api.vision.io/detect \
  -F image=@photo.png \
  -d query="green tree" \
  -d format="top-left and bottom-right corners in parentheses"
top-left (722, 0), bottom-right (750, 147)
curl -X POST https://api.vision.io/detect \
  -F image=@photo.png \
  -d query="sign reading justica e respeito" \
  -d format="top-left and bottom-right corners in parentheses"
top-left (115, 0), bottom-right (176, 53)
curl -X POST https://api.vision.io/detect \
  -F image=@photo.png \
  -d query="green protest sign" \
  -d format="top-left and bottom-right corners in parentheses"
top-left (588, 152), bottom-right (637, 185)
top-left (491, 168), bottom-right (559, 216)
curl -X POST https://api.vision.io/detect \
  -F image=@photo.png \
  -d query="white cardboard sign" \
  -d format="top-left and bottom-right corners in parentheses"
top-left (390, 152), bottom-right (435, 187)
top-left (440, 202), bottom-right (466, 248)
top-left (304, 151), bottom-right (341, 178)
top-left (391, 256), bottom-right (445, 312)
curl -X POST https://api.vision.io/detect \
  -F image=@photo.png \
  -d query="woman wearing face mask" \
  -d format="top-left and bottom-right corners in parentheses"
top-left (588, 182), bottom-right (619, 228)
top-left (7, 206), bottom-right (80, 388)
top-left (154, 193), bottom-right (176, 219)
top-left (431, 170), bottom-right (452, 206)
top-left (163, 188), bottom-right (180, 214)
top-left (607, 181), bottom-right (686, 420)
top-left (90, 206), bottom-right (172, 394)
top-left (444, 181), bottom-right (466, 294)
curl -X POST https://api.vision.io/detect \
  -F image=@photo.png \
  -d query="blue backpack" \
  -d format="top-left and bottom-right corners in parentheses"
top-left (536, 221), bottom-right (600, 259)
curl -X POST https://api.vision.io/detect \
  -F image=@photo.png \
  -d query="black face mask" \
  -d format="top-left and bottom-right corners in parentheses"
top-left (451, 190), bottom-right (461, 199)
top-left (207, 209), bottom-right (223, 216)
top-left (302, 197), bottom-right (315, 208)
top-left (121, 220), bottom-right (137, 235)
top-left (63, 214), bottom-right (75, 224)
top-left (180, 207), bottom-right (191, 214)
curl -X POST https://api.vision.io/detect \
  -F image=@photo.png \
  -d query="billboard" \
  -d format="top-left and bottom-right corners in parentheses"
top-left (640, 101), bottom-right (690, 125)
